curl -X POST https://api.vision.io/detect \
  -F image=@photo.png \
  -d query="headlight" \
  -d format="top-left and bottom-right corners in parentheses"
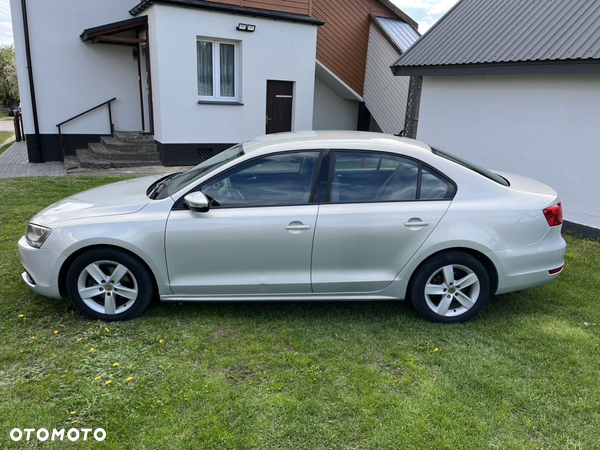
top-left (25, 223), bottom-right (52, 248)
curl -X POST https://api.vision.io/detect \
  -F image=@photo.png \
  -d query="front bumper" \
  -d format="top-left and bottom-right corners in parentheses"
top-left (18, 236), bottom-right (65, 299)
top-left (492, 226), bottom-right (567, 295)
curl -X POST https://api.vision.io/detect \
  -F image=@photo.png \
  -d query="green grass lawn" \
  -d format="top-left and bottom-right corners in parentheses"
top-left (1, 177), bottom-right (599, 449)
top-left (0, 134), bottom-right (15, 156)
top-left (0, 130), bottom-right (14, 141)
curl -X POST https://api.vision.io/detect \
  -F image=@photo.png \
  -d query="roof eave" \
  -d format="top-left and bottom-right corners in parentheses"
top-left (392, 60), bottom-right (600, 77)
top-left (80, 16), bottom-right (148, 42)
top-left (129, 0), bottom-right (325, 26)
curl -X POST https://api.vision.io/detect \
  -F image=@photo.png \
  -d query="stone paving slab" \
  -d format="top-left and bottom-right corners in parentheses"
top-left (0, 142), bottom-right (66, 179)
top-left (0, 142), bottom-right (194, 179)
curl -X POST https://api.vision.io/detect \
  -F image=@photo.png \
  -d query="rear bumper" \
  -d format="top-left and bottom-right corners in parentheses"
top-left (492, 226), bottom-right (566, 295)
top-left (18, 236), bottom-right (65, 299)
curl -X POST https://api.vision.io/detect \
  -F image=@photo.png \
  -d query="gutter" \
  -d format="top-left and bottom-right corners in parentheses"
top-left (21, 0), bottom-right (42, 162)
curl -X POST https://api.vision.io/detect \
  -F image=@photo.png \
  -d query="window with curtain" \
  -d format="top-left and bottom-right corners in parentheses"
top-left (197, 39), bottom-right (238, 101)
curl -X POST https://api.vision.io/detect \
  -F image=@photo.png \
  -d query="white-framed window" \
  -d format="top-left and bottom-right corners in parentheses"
top-left (197, 38), bottom-right (239, 102)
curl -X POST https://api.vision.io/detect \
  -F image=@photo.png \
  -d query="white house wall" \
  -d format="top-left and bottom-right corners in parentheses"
top-left (364, 23), bottom-right (410, 135)
top-left (147, 4), bottom-right (317, 145)
top-left (417, 75), bottom-right (600, 229)
top-left (312, 77), bottom-right (358, 130)
top-left (10, 0), bottom-right (141, 136)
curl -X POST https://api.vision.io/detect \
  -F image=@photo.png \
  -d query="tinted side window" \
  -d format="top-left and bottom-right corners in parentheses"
top-left (201, 152), bottom-right (320, 207)
top-left (330, 152), bottom-right (419, 203)
top-left (420, 166), bottom-right (455, 200)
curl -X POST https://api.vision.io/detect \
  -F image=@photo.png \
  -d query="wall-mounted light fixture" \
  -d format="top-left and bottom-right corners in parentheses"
top-left (236, 23), bottom-right (256, 32)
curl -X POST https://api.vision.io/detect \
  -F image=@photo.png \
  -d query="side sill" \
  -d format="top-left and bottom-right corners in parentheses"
top-left (160, 294), bottom-right (403, 302)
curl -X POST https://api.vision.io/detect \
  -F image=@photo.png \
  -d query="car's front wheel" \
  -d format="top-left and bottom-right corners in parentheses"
top-left (410, 251), bottom-right (490, 323)
top-left (66, 248), bottom-right (155, 321)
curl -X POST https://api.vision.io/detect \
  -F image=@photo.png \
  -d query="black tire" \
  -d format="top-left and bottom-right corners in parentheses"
top-left (410, 251), bottom-right (490, 323)
top-left (66, 248), bottom-right (155, 321)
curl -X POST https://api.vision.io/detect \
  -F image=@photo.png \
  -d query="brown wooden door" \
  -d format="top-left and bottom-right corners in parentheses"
top-left (266, 80), bottom-right (294, 134)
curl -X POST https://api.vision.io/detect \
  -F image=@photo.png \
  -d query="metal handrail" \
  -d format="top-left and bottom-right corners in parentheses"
top-left (56, 97), bottom-right (117, 157)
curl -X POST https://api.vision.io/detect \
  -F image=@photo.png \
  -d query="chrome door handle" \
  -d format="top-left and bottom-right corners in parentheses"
top-left (404, 219), bottom-right (430, 227)
top-left (285, 223), bottom-right (311, 231)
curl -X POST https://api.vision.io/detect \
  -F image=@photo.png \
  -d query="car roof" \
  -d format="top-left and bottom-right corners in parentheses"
top-left (241, 131), bottom-right (433, 155)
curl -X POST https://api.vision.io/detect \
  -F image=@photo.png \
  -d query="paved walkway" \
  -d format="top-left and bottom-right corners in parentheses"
top-left (0, 118), bottom-right (16, 132)
top-left (0, 142), bottom-right (66, 179)
top-left (0, 141), bottom-right (193, 179)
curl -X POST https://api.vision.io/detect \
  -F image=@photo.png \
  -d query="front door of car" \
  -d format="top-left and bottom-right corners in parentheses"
top-left (311, 151), bottom-right (455, 293)
top-left (165, 151), bottom-right (322, 296)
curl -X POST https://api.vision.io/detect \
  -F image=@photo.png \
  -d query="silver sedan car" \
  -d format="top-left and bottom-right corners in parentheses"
top-left (18, 132), bottom-right (566, 323)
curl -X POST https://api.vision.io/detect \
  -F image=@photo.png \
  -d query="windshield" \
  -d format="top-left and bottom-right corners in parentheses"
top-left (432, 147), bottom-right (509, 186)
top-left (156, 144), bottom-right (245, 199)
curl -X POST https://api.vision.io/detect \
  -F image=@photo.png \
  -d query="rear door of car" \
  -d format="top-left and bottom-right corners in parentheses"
top-left (311, 150), bottom-right (455, 293)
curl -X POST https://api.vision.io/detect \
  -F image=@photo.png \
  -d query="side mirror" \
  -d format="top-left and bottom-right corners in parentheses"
top-left (184, 192), bottom-right (210, 213)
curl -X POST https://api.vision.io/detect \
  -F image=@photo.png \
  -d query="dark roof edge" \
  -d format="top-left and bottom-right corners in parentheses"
top-left (391, 60), bottom-right (600, 77)
top-left (130, 0), bottom-right (325, 26)
top-left (376, 0), bottom-right (418, 30)
top-left (369, 15), bottom-right (403, 55)
top-left (80, 16), bottom-right (148, 41)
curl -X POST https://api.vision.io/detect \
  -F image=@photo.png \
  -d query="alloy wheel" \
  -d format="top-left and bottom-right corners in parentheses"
top-left (77, 260), bottom-right (139, 316)
top-left (424, 264), bottom-right (480, 317)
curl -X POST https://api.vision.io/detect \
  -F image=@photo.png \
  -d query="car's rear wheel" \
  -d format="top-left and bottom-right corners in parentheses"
top-left (66, 248), bottom-right (154, 321)
top-left (410, 251), bottom-right (490, 323)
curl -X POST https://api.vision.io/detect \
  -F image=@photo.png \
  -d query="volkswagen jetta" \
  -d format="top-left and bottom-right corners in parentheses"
top-left (18, 131), bottom-right (566, 323)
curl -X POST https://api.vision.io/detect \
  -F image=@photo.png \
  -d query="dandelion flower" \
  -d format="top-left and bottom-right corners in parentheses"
top-left (433, 348), bottom-right (440, 353)
top-left (71, 420), bottom-right (78, 425)
top-left (77, 337), bottom-right (84, 343)
top-left (126, 377), bottom-right (134, 383)
top-left (104, 380), bottom-right (112, 386)
top-left (95, 375), bottom-right (102, 381)
top-left (18, 314), bottom-right (24, 319)
top-left (70, 411), bottom-right (76, 415)
top-left (159, 339), bottom-right (165, 345)
top-left (89, 347), bottom-right (95, 353)
top-left (105, 327), bottom-right (110, 333)
top-left (53, 330), bottom-right (59, 335)
top-left (31, 336), bottom-right (36, 341)
top-left (112, 363), bottom-right (120, 368)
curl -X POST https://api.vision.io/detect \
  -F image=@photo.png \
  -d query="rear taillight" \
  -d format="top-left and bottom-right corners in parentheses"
top-left (543, 203), bottom-right (563, 227)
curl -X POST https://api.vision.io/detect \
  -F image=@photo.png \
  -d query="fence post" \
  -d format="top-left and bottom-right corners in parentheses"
top-left (13, 112), bottom-right (22, 142)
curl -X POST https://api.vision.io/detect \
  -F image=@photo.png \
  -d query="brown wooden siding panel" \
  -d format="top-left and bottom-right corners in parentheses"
top-left (209, 0), bottom-right (310, 15)
top-left (370, 2), bottom-right (397, 18)
top-left (243, 0), bottom-right (309, 15)
top-left (312, 0), bottom-right (398, 96)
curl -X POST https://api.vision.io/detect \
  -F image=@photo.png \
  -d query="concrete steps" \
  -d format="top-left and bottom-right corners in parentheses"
top-left (89, 143), bottom-right (160, 162)
top-left (100, 137), bottom-right (158, 153)
top-left (112, 131), bottom-right (155, 144)
top-left (72, 132), bottom-right (161, 169)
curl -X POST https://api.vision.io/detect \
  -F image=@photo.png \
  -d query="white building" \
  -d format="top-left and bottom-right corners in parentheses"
top-left (10, 0), bottom-right (419, 166)
top-left (392, 0), bottom-right (600, 234)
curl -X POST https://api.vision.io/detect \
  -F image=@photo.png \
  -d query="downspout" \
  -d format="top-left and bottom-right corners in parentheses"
top-left (21, 0), bottom-right (43, 162)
